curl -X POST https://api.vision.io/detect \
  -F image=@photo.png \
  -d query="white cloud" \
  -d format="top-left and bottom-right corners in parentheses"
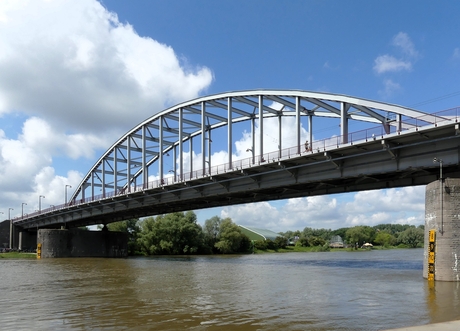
top-left (392, 32), bottom-right (418, 58)
top-left (0, 0), bottom-right (213, 134)
top-left (373, 55), bottom-right (412, 74)
top-left (221, 186), bottom-right (426, 232)
top-left (0, 0), bottom-right (213, 217)
top-left (221, 202), bottom-right (280, 230)
top-left (373, 32), bottom-right (418, 75)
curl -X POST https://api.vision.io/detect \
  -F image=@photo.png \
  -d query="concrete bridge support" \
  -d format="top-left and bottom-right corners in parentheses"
top-left (0, 221), bottom-right (37, 251)
top-left (37, 228), bottom-right (128, 258)
top-left (424, 179), bottom-right (460, 281)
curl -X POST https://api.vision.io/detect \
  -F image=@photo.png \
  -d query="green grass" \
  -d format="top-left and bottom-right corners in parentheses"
top-left (0, 252), bottom-right (37, 259)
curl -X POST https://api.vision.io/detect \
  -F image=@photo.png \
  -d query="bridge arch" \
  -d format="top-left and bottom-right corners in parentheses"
top-left (70, 89), bottom-right (435, 204)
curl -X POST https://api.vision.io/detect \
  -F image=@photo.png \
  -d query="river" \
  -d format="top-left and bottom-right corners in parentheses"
top-left (1, 249), bottom-right (460, 331)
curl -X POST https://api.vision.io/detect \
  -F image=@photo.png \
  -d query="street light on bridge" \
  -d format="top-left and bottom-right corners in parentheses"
top-left (65, 185), bottom-right (72, 206)
top-left (433, 157), bottom-right (444, 235)
top-left (21, 203), bottom-right (27, 219)
top-left (9, 207), bottom-right (13, 250)
top-left (39, 195), bottom-right (45, 213)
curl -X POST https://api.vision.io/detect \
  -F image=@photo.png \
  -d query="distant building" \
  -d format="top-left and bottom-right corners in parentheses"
top-left (238, 225), bottom-right (281, 241)
top-left (329, 235), bottom-right (344, 248)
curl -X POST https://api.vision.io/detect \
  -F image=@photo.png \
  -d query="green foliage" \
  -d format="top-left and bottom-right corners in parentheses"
top-left (308, 236), bottom-right (326, 247)
top-left (302, 227), bottom-right (332, 241)
top-left (397, 226), bottom-right (424, 248)
top-left (137, 211), bottom-right (204, 255)
top-left (274, 236), bottom-right (288, 249)
top-left (214, 218), bottom-right (250, 253)
top-left (345, 226), bottom-right (376, 248)
top-left (279, 230), bottom-right (301, 239)
top-left (254, 240), bottom-right (268, 250)
top-left (373, 224), bottom-right (412, 236)
top-left (294, 240), bottom-right (304, 248)
top-left (374, 231), bottom-right (396, 247)
top-left (296, 237), bottom-right (309, 247)
top-left (202, 216), bottom-right (223, 251)
top-left (331, 227), bottom-right (349, 240)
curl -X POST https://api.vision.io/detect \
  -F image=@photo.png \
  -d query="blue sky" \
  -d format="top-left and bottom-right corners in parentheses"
top-left (0, 0), bottom-right (459, 231)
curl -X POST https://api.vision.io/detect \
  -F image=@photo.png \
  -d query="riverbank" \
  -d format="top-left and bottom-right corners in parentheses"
top-left (253, 245), bottom-right (408, 254)
top-left (0, 252), bottom-right (37, 259)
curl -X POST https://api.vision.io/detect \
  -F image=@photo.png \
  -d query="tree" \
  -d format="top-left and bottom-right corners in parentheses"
top-left (274, 236), bottom-right (288, 249)
top-left (137, 212), bottom-right (204, 255)
top-left (202, 216), bottom-right (223, 252)
top-left (374, 231), bottom-right (395, 247)
top-left (398, 227), bottom-right (424, 248)
top-left (296, 237), bottom-right (309, 247)
top-left (302, 227), bottom-right (332, 241)
top-left (373, 224), bottom-right (412, 236)
top-left (279, 230), bottom-right (301, 239)
top-left (345, 226), bottom-right (375, 248)
top-left (214, 218), bottom-right (250, 253)
top-left (308, 236), bottom-right (326, 247)
top-left (331, 227), bottom-right (349, 241)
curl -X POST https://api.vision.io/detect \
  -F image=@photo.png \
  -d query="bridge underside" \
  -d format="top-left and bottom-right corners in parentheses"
top-left (18, 121), bottom-right (460, 229)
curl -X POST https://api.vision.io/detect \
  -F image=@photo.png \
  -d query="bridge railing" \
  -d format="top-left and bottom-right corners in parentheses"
top-left (14, 107), bottom-right (460, 222)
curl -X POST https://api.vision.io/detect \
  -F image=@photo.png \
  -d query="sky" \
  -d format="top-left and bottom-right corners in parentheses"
top-left (1, 0), bottom-right (460, 232)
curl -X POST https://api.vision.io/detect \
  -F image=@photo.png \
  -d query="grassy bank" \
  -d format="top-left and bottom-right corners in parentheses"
top-left (0, 252), bottom-right (37, 259)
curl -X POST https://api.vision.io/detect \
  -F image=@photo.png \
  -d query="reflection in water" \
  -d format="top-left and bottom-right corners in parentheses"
top-left (1, 250), bottom-right (460, 330)
top-left (426, 280), bottom-right (460, 324)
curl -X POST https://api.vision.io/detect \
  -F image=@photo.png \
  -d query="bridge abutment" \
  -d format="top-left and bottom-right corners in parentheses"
top-left (37, 228), bottom-right (128, 258)
top-left (424, 179), bottom-right (460, 281)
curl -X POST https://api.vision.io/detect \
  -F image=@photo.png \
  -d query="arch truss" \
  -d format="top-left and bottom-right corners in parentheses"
top-left (70, 89), bottom-right (442, 204)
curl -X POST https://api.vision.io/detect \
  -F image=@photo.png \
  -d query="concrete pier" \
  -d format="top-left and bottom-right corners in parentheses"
top-left (0, 220), bottom-right (36, 250)
top-left (37, 228), bottom-right (128, 258)
top-left (424, 178), bottom-right (460, 281)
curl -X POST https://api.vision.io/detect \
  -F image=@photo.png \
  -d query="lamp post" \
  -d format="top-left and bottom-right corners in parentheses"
top-left (39, 195), bottom-right (45, 213)
top-left (22, 203), bottom-right (27, 219)
top-left (8, 208), bottom-right (13, 250)
top-left (433, 157), bottom-right (443, 234)
top-left (246, 147), bottom-right (255, 164)
top-left (65, 185), bottom-right (72, 206)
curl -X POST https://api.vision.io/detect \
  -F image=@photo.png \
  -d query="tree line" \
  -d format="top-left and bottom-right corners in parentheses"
top-left (280, 223), bottom-right (425, 249)
top-left (105, 212), bottom-right (252, 255)
top-left (104, 212), bottom-right (425, 256)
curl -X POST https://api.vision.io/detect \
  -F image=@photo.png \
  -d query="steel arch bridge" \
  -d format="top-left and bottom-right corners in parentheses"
top-left (71, 89), bottom-right (439, 202)
top-left (14, 90), bottom-right (460, 229)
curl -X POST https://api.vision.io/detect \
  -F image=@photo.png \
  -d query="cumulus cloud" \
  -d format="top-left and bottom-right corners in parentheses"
top-left (373, 55), bottom-right (412, 74)
top-left (373, 32), bottom-right (418, 75)
top-left (0, 0), bottom-right (212, 134)
top-left (222, 186), bottom-right (426, 232)
top-left (392, 32), bottom-right (418, 58)
top-left (0, 0), bottom-right (213, 216)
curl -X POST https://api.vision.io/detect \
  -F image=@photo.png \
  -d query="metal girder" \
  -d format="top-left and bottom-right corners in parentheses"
top-left (208, 100), bottom-right (250, 118)
top-left (234, 96), bottom-right (279, 115)
top-left (69, 89), bottom-right (441, 204)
